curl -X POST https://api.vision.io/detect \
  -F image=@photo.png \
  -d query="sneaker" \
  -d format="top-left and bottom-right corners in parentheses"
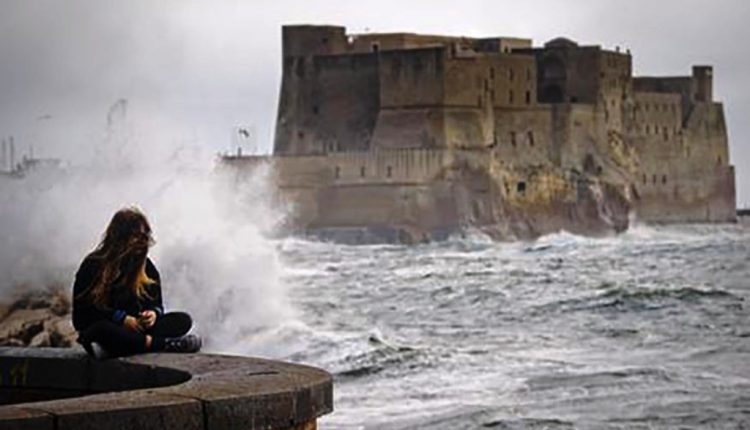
top-left (78, 338), bottom-right (110, 360)
top-left (164, 334), bottom-right (202, 353)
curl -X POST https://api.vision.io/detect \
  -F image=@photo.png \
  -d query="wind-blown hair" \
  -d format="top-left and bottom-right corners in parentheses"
top-left (85, 207), bottom-right (156, 309)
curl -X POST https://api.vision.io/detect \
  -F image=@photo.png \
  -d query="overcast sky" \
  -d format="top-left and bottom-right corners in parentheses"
top-left (1, 0), bottom-right (748, 205)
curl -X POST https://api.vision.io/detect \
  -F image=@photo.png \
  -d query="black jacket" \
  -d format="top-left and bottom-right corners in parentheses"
top-left (72, 256), bottom-right (164, 331)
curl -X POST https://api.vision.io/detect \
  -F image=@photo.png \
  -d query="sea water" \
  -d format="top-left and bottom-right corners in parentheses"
top-left (268, 221), bottom-right (750, 429)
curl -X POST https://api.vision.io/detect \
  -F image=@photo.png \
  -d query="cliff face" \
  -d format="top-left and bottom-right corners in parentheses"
top-left (223, 149), bottom-right (634, 243)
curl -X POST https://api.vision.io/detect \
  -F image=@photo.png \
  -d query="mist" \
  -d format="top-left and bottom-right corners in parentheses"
top-left (0, 101), bottom-right (292, 355)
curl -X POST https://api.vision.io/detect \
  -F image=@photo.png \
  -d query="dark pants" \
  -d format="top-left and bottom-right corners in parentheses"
top-left (78, 312), bottom-right (192, 358)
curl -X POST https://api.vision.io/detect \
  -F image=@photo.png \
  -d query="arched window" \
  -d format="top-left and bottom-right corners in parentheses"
top-left (540, 56), bottom-right (565, 80)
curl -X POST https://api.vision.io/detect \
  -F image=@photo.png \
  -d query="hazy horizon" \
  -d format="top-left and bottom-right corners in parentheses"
top-left (1, 0), bottom-right (748, 205)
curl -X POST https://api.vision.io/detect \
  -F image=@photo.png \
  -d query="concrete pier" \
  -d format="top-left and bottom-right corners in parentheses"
top-left (0, 347), bottom-right (333, 430)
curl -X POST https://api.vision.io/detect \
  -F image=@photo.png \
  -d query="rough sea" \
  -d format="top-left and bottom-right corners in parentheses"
top-left (274, 221), bottom-right (750, 429)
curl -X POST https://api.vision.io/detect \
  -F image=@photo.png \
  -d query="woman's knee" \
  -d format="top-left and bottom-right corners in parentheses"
top-left (151, 311), bottom-right (193, 337)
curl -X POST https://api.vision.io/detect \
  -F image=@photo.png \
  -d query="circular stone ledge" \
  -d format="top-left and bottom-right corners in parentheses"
top-left (0, 347), bottom-right (333, 430)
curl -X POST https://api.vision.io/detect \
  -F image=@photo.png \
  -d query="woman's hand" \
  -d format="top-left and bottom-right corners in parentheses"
top-left (138, 310), bottom-right (157, 329)
top-left (123, 315), bottom-right (142, 332)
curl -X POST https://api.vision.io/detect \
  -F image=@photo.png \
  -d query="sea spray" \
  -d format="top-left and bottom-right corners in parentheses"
top-left (0, 106), bottom-right (293, 355)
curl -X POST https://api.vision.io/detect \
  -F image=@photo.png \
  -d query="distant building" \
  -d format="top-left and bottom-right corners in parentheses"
top-left (223, 25), bottom-right (735, 242)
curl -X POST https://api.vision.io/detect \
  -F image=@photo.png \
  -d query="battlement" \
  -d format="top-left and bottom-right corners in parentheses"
top-left (281, 24), bottom-right (533, 58)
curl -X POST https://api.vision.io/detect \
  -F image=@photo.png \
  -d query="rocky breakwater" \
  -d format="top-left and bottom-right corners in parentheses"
top-left (0, 288), bottom-right (77, 348)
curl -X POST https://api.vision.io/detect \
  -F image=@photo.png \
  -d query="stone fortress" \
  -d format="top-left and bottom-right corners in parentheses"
top-left (224, 25), bottom-right (736, 243)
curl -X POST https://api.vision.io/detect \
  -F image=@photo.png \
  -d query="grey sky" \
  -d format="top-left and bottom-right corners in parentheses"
top-left (1, 0), bottom-right (748, 205)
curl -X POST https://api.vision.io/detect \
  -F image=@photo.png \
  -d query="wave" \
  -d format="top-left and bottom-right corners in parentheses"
top-left (534, 286), bottom-right (740, 315)
top-left (332, 329), bottom-right (426, 380)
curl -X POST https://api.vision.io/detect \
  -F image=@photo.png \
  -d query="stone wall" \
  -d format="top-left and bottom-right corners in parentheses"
top-left (264, 25), bottom-right (736, 241)
top-left (274, 52), bottom-right (380, 155)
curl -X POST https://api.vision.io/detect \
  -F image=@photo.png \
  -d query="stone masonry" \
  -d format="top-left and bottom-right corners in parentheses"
top-left (223, 25), bottom-right (736, 243)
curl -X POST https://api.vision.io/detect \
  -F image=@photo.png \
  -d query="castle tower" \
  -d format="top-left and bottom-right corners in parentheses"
top-left (281, 25), bottom-right (348, 58)
top-left (692, 65), bottom-right (713, 103)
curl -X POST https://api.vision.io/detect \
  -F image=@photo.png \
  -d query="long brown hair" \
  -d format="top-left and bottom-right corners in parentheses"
top-left (86, 207), bottom-right (156, 309)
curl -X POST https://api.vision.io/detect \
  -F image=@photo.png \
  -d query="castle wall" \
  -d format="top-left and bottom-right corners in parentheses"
top-left (367, 48), bottom-right (447, 150)
top-left (485, 55), bottom-right (536, 108)
top-left (492, 106), bottom-right (553, 167)
top-left (632, 76), bottom-right (694, 121)
top-left (370, 109), bottom-right (446, 149)
top-left (630, 92), bottom-right (684, 170)
top-left (630, 91), bottom-right (734, 222)
top-left (350, 33), bottom-right (463, 53)
top-left (378, 48), bottom-right (445, 108)
top-left (636, 166), bottom-right (735, 222)
top-left (282, 25), bottom-right (349, 57)
top-left (274, 52), bottom-right (380, 155)
top-left (535, 47), bottom-right (602, 103)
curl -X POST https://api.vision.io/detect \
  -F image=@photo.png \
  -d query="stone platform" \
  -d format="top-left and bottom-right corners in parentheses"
top-left (0, 347), bottom-right (333, 430)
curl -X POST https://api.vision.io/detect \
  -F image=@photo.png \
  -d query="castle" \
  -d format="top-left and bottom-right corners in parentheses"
top-left (224, 25), bottom-right (736, 243)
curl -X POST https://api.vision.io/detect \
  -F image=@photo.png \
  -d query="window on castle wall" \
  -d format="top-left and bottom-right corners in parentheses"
top-left (490, 67), bottom-right (495, 79)
top-left (652, 174), bottom-right (657, 184)
top-left (313, 105), bottom-right (319, 115)
top-left (662, 175), bottom-right (667, 184)
top-left (527, 131), bottom-right (534, 147)
top-left (298, 131), bottom-right (305, 140)
top-left (525, 91), bottom-right (531, 104)
top-left (334, 166), bottom-right (341, 179)
top-left (642, 174), bottom-right (647, 184)
top-left (510, 131), bottom-right (517, 147)
top-left (387, 166), bottom-right (393, 178)
top-left (717, 156), bottom-right (722, 165)
top-left (645, 125), bottom-right (649, 135)
top-left (517, 181), bottom-right (526, 195)
top-left (360, 166), bottom-right (366, 177)
top-left (509, 90), bottom-right (514, 104)
top-left (663, 127), bottom-right (669, 141)
top-left (321, 37), bottom-right (329, 45)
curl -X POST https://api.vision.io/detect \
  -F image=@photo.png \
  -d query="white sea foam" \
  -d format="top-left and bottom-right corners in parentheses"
top-left (0, 109), bottom-right (292, 355)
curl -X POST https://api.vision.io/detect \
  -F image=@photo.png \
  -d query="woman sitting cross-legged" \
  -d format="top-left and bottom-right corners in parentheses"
top-left (72, 207), bottom-right (201, 359)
